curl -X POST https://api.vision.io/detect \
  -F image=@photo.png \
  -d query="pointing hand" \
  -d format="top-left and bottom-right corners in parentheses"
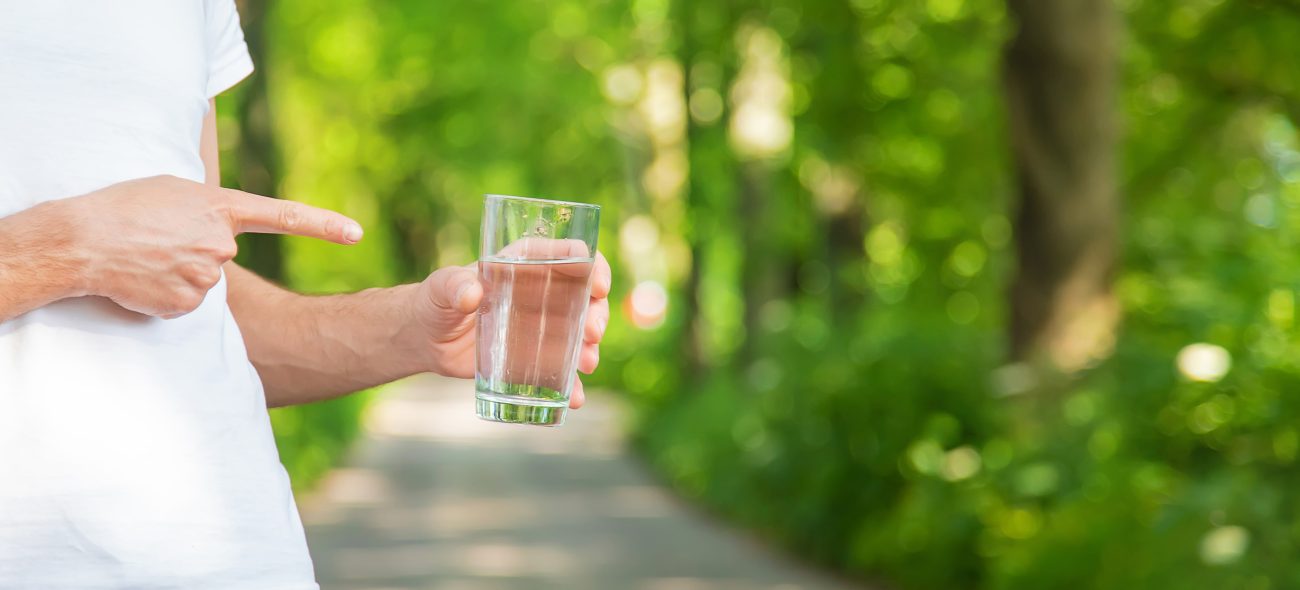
top-left (66, 175), bottom-right (361, 318)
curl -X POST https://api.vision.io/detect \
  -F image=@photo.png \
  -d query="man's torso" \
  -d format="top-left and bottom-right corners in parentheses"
top-left (0, 2), bottom-right (317, 588)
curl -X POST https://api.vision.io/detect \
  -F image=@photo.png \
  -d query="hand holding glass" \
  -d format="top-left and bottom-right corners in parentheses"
top-left (475, 194), bottom-right (600, 426)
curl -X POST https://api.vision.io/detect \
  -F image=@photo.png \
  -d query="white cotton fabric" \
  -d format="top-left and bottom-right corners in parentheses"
top-left (0, 1), bottom-right (318, 588)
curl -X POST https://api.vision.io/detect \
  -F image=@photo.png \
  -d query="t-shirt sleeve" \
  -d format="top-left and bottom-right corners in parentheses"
top-left (204, 0), bottom-right (255, 98)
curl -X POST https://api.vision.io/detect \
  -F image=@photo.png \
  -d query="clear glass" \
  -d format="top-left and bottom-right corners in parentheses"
top-left (475, 194), bottom-right (600, 426)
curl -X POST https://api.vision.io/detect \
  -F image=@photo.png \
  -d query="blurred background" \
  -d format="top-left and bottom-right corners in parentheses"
top-left (217, 0), bottom-right (1300, 588)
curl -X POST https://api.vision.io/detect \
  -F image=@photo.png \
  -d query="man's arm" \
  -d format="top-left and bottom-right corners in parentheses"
top-left (223, 263), bottom-right (439, 406)
top-left (205, 101), bottom-right (609, 407)
top-left (201, 100), bottom-right (412, 404)
top-left (0, 201), bottom-right (87, 321)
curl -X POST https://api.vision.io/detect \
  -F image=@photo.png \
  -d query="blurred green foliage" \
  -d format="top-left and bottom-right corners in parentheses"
top-left (217, 0), bottom-right (1300, 586)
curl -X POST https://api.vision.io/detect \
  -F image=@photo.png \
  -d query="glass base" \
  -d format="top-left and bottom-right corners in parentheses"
top-left (476, 392), bottom-right (568, 427)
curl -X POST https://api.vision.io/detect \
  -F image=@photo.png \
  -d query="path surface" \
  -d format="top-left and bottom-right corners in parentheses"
top-left (300, 375), bottom-right (871, 590)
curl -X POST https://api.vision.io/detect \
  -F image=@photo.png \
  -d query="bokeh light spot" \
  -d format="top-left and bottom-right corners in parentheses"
top-left (728, 25), bottom-right (793, 159)
top-left (689, 88), bottom-right (724, 124)
top-left (1177, 343), bottom-right (1231, 382)
top-left (1014, 463), bottom-right (1059, 497)
top-left (946, 291), bottom-right (979, 324)
top-left (619, 215), bottom-right (660, 257)
top-left (1245, 193), bottom-right (1275, 227)
top-left (550, 3), bottom-right (588, 39)
top-left (872, 64), bottom-right (913, 99)
top-left (941, 446), bottom-right (981, 481)
top-left (759, 300), bottom-right (793, 333)
top-left (866, 222), bottom-right (906, 265)
top-left (626, 280), bottom-right (669, 329)
top-left (981, 216), bottom-right (1011, 248)
top-left (1000, 508), bottom-right (1041, 540)
top-left (602, 65), bottom-right (643, 105)
top-left (927, 0), bottom-right (964, 22)
top-left (948, 241), bottom-right (987, 277)
top-left (926, 89), bottom-right (962, 125)
top-left (1201, 526), bottom-right (1249, 566)
top-left (908, 440), bottom-right (945, 476)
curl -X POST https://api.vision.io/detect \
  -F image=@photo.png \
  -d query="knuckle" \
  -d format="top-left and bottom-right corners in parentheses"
top-left (277, 204), bottom-right (301, 232)
top-left (165, 283), bottom-right (204, 312)
top-left (215, 239), bottom-right (238, 260)
top-left (186, 264), bottom-right (221, 288)
top-left (202, 268), bottom-right (222, 288)
top-left (176, 290), bottom-right (204, 312)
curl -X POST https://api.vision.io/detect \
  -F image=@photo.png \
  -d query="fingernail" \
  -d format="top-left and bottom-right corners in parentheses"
top-left (344, 224), bottom-right (364, 243)
top-left (598, 317), bottom-right (608, 336)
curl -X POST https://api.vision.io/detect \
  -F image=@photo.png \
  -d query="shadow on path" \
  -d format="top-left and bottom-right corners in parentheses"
top-left (301, 375), bottom-right (872, 590)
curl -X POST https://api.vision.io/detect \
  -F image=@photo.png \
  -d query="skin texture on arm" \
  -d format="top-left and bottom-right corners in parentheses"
top-left (0, 201), bottom-right (88, 322)
top-left (222, 263), bottom-right (435, 405)
top-left (205, 101), bottom-right (611, 407)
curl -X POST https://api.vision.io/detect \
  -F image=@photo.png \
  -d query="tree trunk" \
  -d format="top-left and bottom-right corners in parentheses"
top-left (1003, 0), bottom-right (1120, 373)
top-left (799, 0), bottom-right (869, 321)
top-left (675, 0), bottom-right (736, 376)
top-left (737, 162), bottom-right (777, 366)
top-left (675, 0), bottom-right (705, 377)
top-left (232, 0), bottom-right (285, 281)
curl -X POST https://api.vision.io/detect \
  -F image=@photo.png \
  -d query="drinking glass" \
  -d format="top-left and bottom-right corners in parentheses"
top-left (475, 194), bottom-right (600, 426)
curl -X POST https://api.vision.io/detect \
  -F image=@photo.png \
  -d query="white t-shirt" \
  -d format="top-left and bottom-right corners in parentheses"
top-left (0, 2), bottom-right (318, 588)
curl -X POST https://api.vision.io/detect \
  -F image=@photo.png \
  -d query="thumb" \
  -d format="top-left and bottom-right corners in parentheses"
top-left (426, 264), bottom-right (483, 315)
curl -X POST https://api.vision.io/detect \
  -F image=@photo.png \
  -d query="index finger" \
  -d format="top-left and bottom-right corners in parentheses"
top-left (222, 188), bottom-right (363, 245)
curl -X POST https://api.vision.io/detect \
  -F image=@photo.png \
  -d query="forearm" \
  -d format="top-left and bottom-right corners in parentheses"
top-left (224, 263), bottom-right (428, 406)
top-left (0, 201), bottom-right (88, 322)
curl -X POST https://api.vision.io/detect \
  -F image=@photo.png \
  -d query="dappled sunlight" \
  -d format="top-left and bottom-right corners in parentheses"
top-left (640, 579), bottom-right (716, 590)
top-left (728, 25), bottom-right (792, 159)
top-left (798, 155), bottom-right (860, 215)
top-left (423, 497), bottom-right (541, 536)
top-left (639, 59), bottom-right (687, 148)
top-left (366, 391), bottom-right (516, 443)
top-left (602, 485), bottom-right (676, 519)
top-left (360, 378), bottom-right (630, 456)
top-left (640, 578), bottom-right (807, 590)
top-left (304, 376), bottom-right (863, 589)
top-left (456, 542), bottom-right (578, 577)
top-left (331, 544), bottom-right (443, 580)
top-left (221, 0), bottom-right (1300, 587)
top-left (318, 468), bottom-right (393, 505)
top-left (431, 582), bottom-right (513, 590)
top-left (1048, 292), bottom-right (1119, 372)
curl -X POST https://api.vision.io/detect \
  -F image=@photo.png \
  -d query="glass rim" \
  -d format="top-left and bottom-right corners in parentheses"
top-left (484, 193), bottom-right (601, 210)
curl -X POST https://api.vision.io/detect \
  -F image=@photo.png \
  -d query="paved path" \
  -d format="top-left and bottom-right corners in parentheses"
top-left (300, 375), bottom-right (871, 590)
